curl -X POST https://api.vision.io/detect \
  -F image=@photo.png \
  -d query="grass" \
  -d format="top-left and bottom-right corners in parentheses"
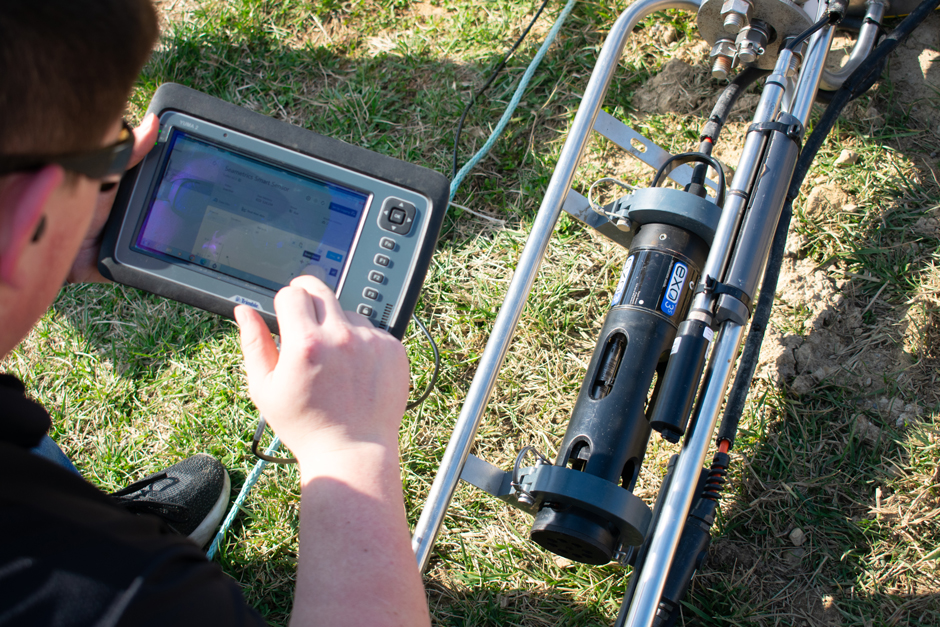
top-left (4, 0), bottom-right (940, 625)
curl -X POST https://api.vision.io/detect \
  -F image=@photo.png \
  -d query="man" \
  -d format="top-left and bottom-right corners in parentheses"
top-left (0, 2), bottom-right (430, 625)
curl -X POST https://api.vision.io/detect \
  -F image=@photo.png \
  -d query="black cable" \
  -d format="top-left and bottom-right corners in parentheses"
top-left (651, 152), bottom-right (728, 207)
top-left (717, 0), bottom-right (940, 449)
top-left (716, 205), bottom-right (790, 448)
top-left (451, 0), bottom-right (553, 180)
top-left (700, 66), bottom-right (771, 146)
top-left (406, 313), bottom-right (440, 410)
top-left (786, 16), bottom-right (831, 51)
top-left (814, 52), bottom-right (888, 103)
top-left (795, 0), bottom-right (939, 193)
top-left (686, 67), bottom-right (770, 198)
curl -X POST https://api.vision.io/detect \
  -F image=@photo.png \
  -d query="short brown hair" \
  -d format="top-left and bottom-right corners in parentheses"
top-left (0, 1), bottom-right (159, 156)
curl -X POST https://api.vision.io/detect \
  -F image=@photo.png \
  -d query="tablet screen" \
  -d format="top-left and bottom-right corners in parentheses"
top-left (134, 129), bottom-right (371, 292)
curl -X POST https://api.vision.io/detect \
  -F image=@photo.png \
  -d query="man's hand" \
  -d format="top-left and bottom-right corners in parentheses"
top-left (66, 114), bottom-right (160, 284)
top-left (234, 275), bottom-right (410, 463)
top-left (236, 276), bottom-right (429, 627)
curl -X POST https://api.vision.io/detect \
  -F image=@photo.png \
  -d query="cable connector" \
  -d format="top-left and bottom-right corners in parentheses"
top-left (828, 0), bottom-right (849, 24)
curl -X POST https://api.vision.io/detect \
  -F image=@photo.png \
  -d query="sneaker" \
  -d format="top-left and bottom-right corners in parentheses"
top-left (111, 453), bottom-right (231, 548)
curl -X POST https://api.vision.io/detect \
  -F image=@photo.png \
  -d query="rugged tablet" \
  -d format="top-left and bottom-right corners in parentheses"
top-left (99, 84), bottom-right (449, 339)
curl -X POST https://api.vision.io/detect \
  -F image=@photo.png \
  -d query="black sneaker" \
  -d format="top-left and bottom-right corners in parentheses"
top-left (111, 453), bottom-right (231, 547)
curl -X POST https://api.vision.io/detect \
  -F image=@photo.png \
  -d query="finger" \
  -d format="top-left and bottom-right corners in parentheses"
top-left (235, 305), bottom-right (279, 388)
top-left (128, 114), bottom-right (159, 169)
top-left (273, 283), bottom-right (325, 340)
top-left (289, 275), bottom-right (348, 327)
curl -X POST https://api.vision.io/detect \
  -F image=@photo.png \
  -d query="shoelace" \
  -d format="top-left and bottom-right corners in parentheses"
top-left (110, 472), bottom-right (190, 522)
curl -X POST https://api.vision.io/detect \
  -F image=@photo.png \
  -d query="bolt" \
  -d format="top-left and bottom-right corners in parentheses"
top-left (735, 22), bottom-right (771, 64)
top-left (720, 0), bottom-right (751, 33)
top-left (782, 38), bottom-right (806, 78)
top-left (737, 42), bottom-right (761, 64)
top-left (613, 217), bottom-right (632, 231)
top-left (709, 37), bottom-right (736, 79)
top-left (723, 11), bottom-right (747, 33)
top-left (712, 55), bottom-right (733, 80)
top-left (517, 492), bottom-right (535, 507)
top-left (786, 54), bottom-right (800, 78)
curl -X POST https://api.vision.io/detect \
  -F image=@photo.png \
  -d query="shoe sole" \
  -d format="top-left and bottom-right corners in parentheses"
top-left (188, 469), bottom-right (231, 548)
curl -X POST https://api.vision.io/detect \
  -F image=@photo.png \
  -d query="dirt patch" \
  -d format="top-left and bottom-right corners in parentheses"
top-left (631, 59), bottom-right (712, 115)
top-left (802, 184), bottom-right (853, 221)
top-left (153, 0), bottom-right (206, 29)
top-left (888, 13), bottom-right (940, 127)
top-left (754, 250), bottom-right (921, 402)
top-left (410, 1), bottom-right (449, 20)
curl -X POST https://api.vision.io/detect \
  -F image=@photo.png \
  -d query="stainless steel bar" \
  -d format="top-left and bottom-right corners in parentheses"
top-left (621, 44), bottom-right (818, 626)
top-left (788, 0), bottom-right (838, 123)
top-left (686, 55), bottom-right (790, 316)
top-left (619, 321), bottom-right (745, 627)
top-left (411, 0), bottom-right (705, 572)
top-left (818, 0), bottom-right (886, 91)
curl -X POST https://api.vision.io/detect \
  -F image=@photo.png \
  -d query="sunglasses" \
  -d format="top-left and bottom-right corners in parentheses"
top-left (0, 120), bottom-right (134, 180)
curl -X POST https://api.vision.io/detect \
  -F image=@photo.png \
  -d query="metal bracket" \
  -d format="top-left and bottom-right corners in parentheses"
top-left (562, 113), bottom-right (725, 248)
top-left (563, 186), bottom-right (720, 249)
top-left (593, 111), bottom-right (720, 196)
top-left (562, 189), bottom-right (635, 249)
top-left (459, 454), bottom-right (652, 547)
top-left (459, 454), bottom-right (539, 515)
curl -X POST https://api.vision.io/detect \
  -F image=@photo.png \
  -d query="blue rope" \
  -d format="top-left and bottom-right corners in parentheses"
top-left (450, 0), bottom-right (578, 200)
top-left (206, 435), bottom-right (281, 560)
top-left (207, 0), bottom-right (578, 561)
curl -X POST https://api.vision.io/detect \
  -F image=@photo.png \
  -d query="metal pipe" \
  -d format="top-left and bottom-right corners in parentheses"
top-left (619, 321), bottom-right (745, 627)
top-left (818, 0), bottom-right (886, 91)
top-left (788, 0), bottom-right (838, 123)
top-left (686, 54), bottom-right (789, 316)
top-left (411, 0), bottom-right (705, 572)
top-left (620, 47), bottom-right (803, 627)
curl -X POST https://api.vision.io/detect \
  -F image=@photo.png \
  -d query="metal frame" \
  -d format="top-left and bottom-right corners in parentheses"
top-left (412, 0), bottom-right (862, 623)
top-left (411, 0), bottom-right (707, 571)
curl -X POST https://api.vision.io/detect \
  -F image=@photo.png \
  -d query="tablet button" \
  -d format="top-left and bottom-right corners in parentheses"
top-left (363, 288), bottom-right (378, 300)
top-left (357, 304), bottom-right (373, 317)
top-left (368, 271), bottom-right (385, 284)
top-left (380, 237), bottom-right (396, 250)
top-left (374, 254), bottom-right (390, 267)
top-left (389, 207), bottom-right (407, 225)
top-left (379, 199), bottom-right (416, 235)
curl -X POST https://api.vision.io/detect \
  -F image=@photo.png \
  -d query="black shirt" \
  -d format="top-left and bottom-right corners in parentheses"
top-left (0, 374), bottom-right (268, 626)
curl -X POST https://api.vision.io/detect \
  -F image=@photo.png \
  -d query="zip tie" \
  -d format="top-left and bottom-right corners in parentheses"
top-left (449, 0), bottom-right (578, 200)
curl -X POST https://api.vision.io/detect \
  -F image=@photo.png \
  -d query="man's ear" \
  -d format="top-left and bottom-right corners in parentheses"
top-left (0, 165), bottom-right (64, 286)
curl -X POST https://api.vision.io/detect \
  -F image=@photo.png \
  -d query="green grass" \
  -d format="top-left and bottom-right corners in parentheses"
top-left (5, 0), bottom-right (940, 625)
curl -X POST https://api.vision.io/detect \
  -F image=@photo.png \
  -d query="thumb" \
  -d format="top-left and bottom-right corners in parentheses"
top-left (235, 305), bottom-right (279, 388)
top-left (128, 114), bottom-right (159, 168)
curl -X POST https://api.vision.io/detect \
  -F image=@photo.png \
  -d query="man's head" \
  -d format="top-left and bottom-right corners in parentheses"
top-left (0, 2), bottom-right (158, 156)
top-left (0, 1), bottom-right (159, 357)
